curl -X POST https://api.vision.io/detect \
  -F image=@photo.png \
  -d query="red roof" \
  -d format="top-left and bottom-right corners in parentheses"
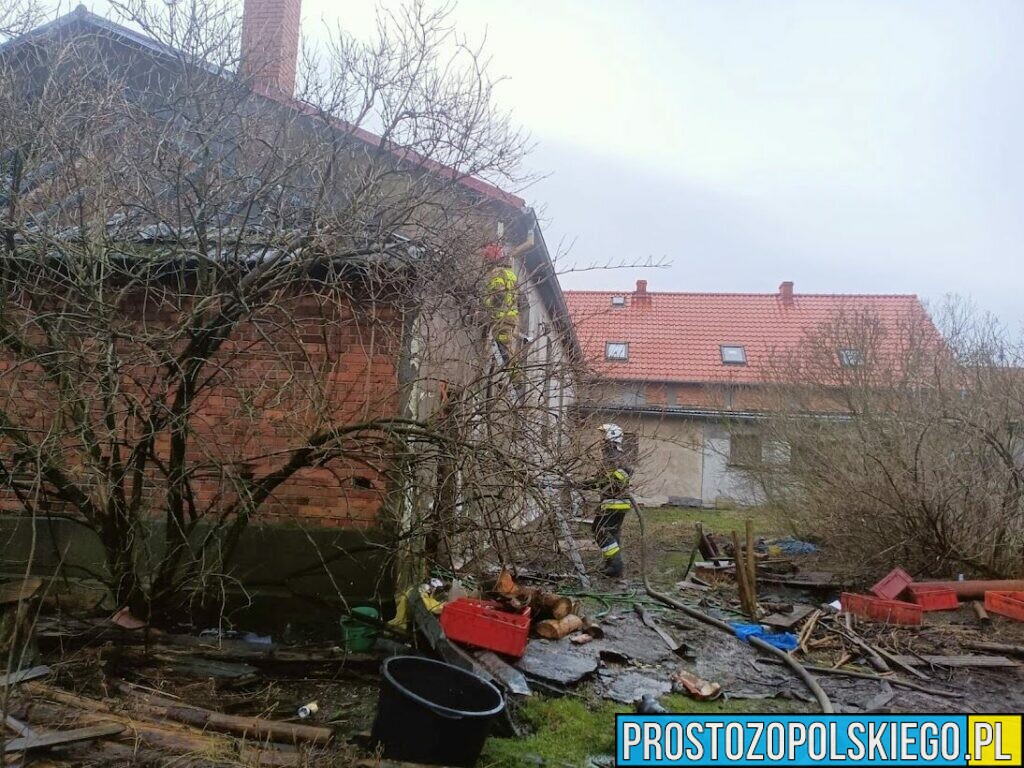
top-left (564, 282), bottom-right (938, 384)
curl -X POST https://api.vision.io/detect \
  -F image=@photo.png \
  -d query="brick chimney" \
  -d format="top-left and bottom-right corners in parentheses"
top-left (634, 279), bottom-right (651, 305)
top-left (778, 280), bottom-right (794, 306)
top-left (241, 0), bottom-right (302, 97)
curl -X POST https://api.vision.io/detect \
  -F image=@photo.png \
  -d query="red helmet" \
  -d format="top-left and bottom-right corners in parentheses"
top-left (482, 243), bottom-right (505, 263)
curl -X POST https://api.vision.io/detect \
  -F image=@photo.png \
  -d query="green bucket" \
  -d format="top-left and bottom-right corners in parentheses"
top-left (341, 606), bottom-right (380, 652)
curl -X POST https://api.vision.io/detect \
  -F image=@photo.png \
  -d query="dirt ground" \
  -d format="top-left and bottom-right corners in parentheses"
top-left (13, 504), bottom-right (1024, 767)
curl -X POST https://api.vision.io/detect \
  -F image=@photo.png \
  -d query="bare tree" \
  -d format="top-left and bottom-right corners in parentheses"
top-left (0, 0), bottom-right (590, 623)
top-left (741, 298), bottom-right (1024, 579)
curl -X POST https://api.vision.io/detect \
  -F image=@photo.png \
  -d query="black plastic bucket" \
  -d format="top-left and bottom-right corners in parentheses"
top-left (370, 655), bottom-right (505, 766)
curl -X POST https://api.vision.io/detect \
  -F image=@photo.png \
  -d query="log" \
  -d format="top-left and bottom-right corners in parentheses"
top-left (913, 579), bottom-right (1024, 600)
top-left (534, 614), bottom-right (583, 640)
top-left (530, 591), bottom-right (573, 621)
top-left (964, 640), bottom-right (1024, 657)
top-left (745, 519), bottom-right (757, 596)
top-left (971, 601), bottom-right (991, 623)
top-left (16, 700), bottom-right (301, 767)
top-left (116, 684), bottom-right (333, 745)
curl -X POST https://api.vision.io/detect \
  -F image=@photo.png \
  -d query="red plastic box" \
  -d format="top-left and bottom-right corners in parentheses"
top-left (984, 591), bottom-right (1024, 622)
top-left (906, 585), bottom-right (959, 611)
top-left (869, 567), bottom-right (914, 600)
top-left (841, 592), bottom-right (923, 625)
top-left (440, 598), bottom-right (531, 657)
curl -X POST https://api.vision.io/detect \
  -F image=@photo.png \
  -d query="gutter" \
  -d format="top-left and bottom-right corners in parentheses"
top-left (573, 402), bottom-right (854, 423)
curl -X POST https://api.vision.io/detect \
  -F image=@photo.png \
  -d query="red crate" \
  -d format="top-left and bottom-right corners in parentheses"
top-left (869, 567), bottom-right (914, 600)
top-left (440, 598), bottom-right (531, 657)
top-left (906, 585), bottom-right (959, 611)
top-left (984, 591), bottom-right (1024, 622)
top-left (841, 592), bottom-right (923, 625)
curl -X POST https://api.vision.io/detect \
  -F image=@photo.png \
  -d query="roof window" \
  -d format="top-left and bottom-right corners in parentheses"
top-left (720, 345), bottom-right (747, 365)
top-left (605, 342), bottom-right (629, 361)
top-left (611, 296), bottom-right (626, 307)
top-left (839, 348), bottom-right (862, 367)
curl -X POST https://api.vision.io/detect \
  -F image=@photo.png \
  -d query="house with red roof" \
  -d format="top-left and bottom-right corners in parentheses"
top-left (565, 280), bottom-right (937, 507)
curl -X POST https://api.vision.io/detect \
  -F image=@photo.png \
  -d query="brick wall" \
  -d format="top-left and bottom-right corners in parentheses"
top-left (0, 286), bottom-right (402, 530)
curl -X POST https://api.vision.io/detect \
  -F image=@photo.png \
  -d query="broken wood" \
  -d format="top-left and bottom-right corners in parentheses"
top-left (756, 658), bottom-right (963, 698)
top-left (886, 654), bottom-right (1018, 668)
top-left (764, 604), bottom-right (816, 630)
top-left (535, 614), bottom-right (583, 640)
top-left (963, 640), bottom-right (1024, 657)
top-left (731, 530), bottom-right (757, 618)
top-left (0, 666), bottom-right (49, 689)
top-left (0, 579), bottom-right (42, 606)
top-left (116, 683), bottom-right (333, 745)
top-left (971, 601), bottom-right (991, 624)
top-left (745, 519), bottom-right (757, 596)
top-left (16, 700), bottom-right (299, 767)
top-left (3, 724), bottom-right (124, 754)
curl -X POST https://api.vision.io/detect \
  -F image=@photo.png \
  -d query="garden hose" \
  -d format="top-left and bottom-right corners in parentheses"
top-left (631, 495), bottom-right (835, 714)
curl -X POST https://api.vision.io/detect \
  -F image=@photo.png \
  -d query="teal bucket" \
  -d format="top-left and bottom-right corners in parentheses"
top-left (341, 606), bottom-right (380, 652)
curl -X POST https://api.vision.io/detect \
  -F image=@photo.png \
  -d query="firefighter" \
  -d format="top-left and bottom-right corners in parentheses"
top-left (581, 423), bottom-right (633, 577)
top-left (482, 242), bottom-right (520, 366)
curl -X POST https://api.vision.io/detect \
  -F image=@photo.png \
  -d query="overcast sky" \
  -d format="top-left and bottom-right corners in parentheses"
top-left (72, 0), bottom-right (1024, 327)
top-left (309, 0), bottom-right (1022, 328)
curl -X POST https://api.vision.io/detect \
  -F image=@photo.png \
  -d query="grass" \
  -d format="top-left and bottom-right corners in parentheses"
top-left (480, 694), bottom-right (809, 767)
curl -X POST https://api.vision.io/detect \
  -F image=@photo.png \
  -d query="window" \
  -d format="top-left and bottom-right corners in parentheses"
top-left (611, 295), bottom-right (626, 307)
top-left (605, 341), bottom-right (629, 360)
top-left (839, 348), bottom-right (862, 367)
top-left (729, 433), bottom-right (763, 467)
top-left (720, 345), bottom-right (747, 365)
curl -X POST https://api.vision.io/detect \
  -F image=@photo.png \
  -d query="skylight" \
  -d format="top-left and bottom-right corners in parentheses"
top-left (720, 345), bottom-right (747, 365)
top-left (605, 342), bottom-right (629, 361)
top-left (839, 348), bottom-right (862, 367)
top-left (611, 296), bottom-right (626, 307)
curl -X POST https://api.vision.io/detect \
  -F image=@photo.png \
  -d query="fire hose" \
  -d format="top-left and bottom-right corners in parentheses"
top-left (631, 494), bottom-right (834, 713)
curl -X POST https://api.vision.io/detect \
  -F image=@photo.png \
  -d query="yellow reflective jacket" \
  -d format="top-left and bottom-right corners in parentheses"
top-left (485, 267), bottom-right (519, 321)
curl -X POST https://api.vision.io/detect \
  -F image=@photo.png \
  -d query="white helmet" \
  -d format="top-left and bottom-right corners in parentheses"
top-left (598, 423), bottom-right (624, 446)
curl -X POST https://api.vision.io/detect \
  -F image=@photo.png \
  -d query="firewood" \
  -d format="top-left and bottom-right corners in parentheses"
top-left (534, 614), bottom-right (583, 640)
top-left (116, 683), bottom-right (332, 745)
top-left (530, 591), bottom-right (574, 621)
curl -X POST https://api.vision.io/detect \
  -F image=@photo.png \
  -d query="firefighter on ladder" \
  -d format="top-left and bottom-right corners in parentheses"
top-left (482, 229), bottom-right (534, 370)
top-left (483, 242), bottom-right (519, 367)
top-left (580, 423), bottom-right (633, 577)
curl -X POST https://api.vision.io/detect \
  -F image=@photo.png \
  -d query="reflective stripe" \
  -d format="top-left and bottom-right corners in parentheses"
top-left (601, 543), bottom-right (621, 558)
top-left (601, 500), bottom-right (631, 511)
top-left (486, 268), bottom-right (519, 320)
top-left (608, 469), bottom-right (629, 484)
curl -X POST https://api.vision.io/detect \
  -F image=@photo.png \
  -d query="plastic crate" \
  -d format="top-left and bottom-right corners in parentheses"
top-left (869, 567), bottom-right (914, 600)
top-left (440, 598), bottom-right (531, 657)
top-left (906, 585), bottom-right (959, 612)
top-left (841, 592), bottom-right (923, 625)
top-left (984, 591), bottom-right (1024, 622)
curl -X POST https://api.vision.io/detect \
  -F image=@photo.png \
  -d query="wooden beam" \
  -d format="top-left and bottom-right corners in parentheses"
top-left (3, 724), bottom-right (124, 754)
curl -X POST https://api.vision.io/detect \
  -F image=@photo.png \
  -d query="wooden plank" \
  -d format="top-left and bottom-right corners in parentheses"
top-left (0, 665), bottom-right (50, 688)
top-left (888, 654), bottom-right (1018, 668)
top-left (4, 714), bottom-right (37, 738)
top-left (0, 578), bottom-right (43, 605)
top-left (762, 604), bottom-right (816, 630)
top-left (3, 723), bottom-right (124, 753)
